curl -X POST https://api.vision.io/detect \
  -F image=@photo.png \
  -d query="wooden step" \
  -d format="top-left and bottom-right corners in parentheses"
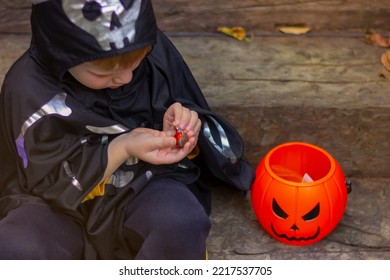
top-left (1, 34), bottom-right (389, 178)
top-left (170, 35), bottom-right (390, 178)
top-left (1, 0), bottom-right (390, 34)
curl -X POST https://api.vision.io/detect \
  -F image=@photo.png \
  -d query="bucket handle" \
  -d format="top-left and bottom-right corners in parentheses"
top-left (345, 178), bottom-right (352, 194)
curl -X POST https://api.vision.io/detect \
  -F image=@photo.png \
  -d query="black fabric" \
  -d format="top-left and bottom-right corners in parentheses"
top-left (0, 204), bottom-right (84, 259)
top-left (30, 0), bottom-right (157, 80)
top-left (0, 0), bottom-right (254, 259)
top-left (122, 178), bottom-right (211, 260)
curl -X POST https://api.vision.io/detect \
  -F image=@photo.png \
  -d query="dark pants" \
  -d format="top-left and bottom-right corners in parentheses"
top-left (0, 178), bottom-right (211, 259)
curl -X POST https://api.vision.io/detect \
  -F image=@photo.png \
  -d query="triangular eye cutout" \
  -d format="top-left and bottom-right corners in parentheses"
top-left (272, 199), bottom-right (289, 219)
top-left (302, 203), bottom-right (320, 221)
top-left (120, 0), bottom-right (135, 10)
top-left (110, 12), bottom-right (122, 30)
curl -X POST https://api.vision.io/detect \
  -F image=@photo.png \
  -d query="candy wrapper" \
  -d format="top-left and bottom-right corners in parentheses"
top-left (174, 128), bottom-right (189, 148)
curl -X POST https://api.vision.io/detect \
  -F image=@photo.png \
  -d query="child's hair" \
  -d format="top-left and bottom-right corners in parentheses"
top-left (91, 45), bottom-right (153, 70)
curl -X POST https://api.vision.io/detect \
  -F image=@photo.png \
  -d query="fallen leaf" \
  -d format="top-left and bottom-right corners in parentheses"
top-left (279, 25), bottom-right (311, 35)
top-left (379, 69), bottom-right (390, 80)
top-left (381, 51), bottom-right (390, 71)
top-left (217, 26), bottom-right (251, 42)
top-left (365, 31), bottom-right (390, 48)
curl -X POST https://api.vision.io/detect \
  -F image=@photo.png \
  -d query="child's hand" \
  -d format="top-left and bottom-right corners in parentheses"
top-left (103, 125), bottom-right (194, 182)
top-left (163, 102), bottom-right (201, 150)
top-left (120, 127), bottom-right (195, 165)
top-left (103, 102), bottom-right (201, 181)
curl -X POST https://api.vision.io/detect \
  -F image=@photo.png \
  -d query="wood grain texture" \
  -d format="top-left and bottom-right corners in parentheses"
top-left (1, 34), bottom-right (389, 177)
top-left (170, 36), bottom-right (390, 178)
top-left (0, 0), bottom-right (389, 34)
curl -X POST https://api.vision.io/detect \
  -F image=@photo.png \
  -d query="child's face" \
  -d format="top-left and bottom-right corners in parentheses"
top-left (68, 56), bottom-right (144, 90)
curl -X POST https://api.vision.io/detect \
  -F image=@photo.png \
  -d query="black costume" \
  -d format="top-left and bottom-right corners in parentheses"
top-left (0, 0), bottom-right (254, 259)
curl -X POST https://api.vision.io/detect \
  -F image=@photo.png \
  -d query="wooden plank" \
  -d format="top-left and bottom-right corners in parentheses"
top-left (0, 35), bottom-right (30, 83)
top-left (1, 34), bottom-right (390, 177)
top-left (0, 0), bottom-right (389, 34)
top-left (170, 36), bottom-right (390, 178)
top-left (1, 35), bottom-right (390, 259)
top-left (155, 0), bottom-right (390, 34)
top-left (0, 0), bottom-right (31, 33)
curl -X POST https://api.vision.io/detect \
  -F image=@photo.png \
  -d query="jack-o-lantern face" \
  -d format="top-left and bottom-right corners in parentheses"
top-left (271, 199), bottom-right (320, 242)
top-left (251, 142), bottom-right (350, 246)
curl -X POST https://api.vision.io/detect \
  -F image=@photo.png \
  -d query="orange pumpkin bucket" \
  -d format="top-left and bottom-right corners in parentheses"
top-left (251, 142), bottom-right (351, 246)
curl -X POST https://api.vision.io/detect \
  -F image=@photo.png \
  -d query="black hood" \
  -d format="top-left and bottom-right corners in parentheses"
top-left (30, 0), bottom-right (157, 80)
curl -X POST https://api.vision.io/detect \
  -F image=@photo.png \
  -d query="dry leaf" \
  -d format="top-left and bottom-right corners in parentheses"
top-left (365, 31), bottom-right (390, 48)
top-left (379, 70), bottom-right (390, 80)
top-left (217, 26), bottom-right (251, 42)
top-left (381, 51), bottom-right (390, 71)
top-left (279, 26), bottom-right (311, 35)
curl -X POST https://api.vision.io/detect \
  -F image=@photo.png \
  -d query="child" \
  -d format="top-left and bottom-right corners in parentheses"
top-left (0, 0), bottom-right (254, 259)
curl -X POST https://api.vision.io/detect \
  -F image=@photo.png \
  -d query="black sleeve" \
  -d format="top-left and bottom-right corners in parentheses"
top-left (15, 116), bottom-right (109, 210)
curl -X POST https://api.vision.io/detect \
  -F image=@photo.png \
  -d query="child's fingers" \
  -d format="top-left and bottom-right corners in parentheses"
top-left (175, 107), bottom-right (192, 129)
top-left (184, 110), bottom-right (199, 132)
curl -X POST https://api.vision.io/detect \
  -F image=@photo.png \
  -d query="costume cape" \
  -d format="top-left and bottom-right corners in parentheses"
top-left (0, 0), bottom-right (254, 259)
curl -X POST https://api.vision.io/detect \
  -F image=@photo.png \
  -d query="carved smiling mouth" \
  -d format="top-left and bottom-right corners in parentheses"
top-left (271, 224), bottom-right (320, 241)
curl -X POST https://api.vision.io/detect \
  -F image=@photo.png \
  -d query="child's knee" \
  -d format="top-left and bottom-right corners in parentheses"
top-left (180, 206), bottom-right (211, 238)
top-left (156, 202), bottom-right (211, 243)
top-left (0, 205), bottom-right (84, 259)
top-left (0, 230), bottom-right (46, 259)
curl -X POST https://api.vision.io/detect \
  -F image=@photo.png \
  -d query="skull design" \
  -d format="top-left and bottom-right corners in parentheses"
top-left (62, 0), bottom-right (142, 50)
